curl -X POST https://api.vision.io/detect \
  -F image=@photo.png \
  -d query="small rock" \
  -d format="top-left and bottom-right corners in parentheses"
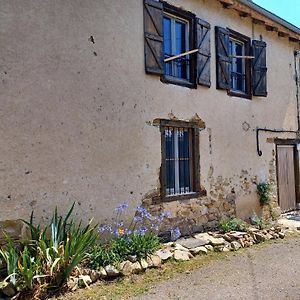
top-left (90, 269), bottom-right (100, 282)
top-left (2, 284), bottom-right (16, 297)
top-left (176, 237), bottom-right (209, 248)
top-left (265, 233), bottom-right (273, 240)
top-left (174, 243), bottom-right (190, 252)
top-left (253, 232), bottom-right (266, 242)
top-left (132, 262), bottom-right (143, 273)
top-left (279, 232), bottom-right (285, 239)
top-left (174, 250), bottom-right (190, 261)
top-left (78, 275), bottom-right (92, 288)
top-left (273, 233), bottom-right (279, 239)
top-left (156, 249), bottom-right (173, 261)
top-left (205, 245), bottom-right (214, 251)
top-left (190, 246), bottom-right (208, 255)
top-left (119, 260), bottom-right (134, 276)
top-left (67, 277), bottom-right (79, 291)
top-left (248, 227), bottom-right (259, 233)
top-left (146, 254), bottom-right (162, 268)
top-left (238, 238), bottom-right (245, 247)
top-left (209, 237), bottom-right (225, 246)
top-left (140, 259), bottom-right (148, 269)
top-left (127, 255), bottom-right (137, 262)
top-left (105, 265), bottom-right (120, 277)
top-left (99, 267), bottom-right (107, 278)
top-left (230, 241), bottom-right (241, 251)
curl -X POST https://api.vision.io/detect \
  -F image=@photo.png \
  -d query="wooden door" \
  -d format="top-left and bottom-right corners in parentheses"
top-left (277, 145), bottom-right (297, 212)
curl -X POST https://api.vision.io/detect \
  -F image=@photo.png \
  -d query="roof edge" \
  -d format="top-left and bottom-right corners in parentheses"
top-left (238, 0), bottom-right (300, 36)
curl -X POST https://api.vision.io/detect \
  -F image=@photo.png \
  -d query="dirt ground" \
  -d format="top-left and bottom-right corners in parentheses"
top-left (131, 237), bottom-right (300, 300)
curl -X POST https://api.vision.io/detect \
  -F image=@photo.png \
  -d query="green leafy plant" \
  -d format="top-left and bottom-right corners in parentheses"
top-left (218, 218), bottom-right (248, 233)
top-left (0, 235), bottom-right (18, 286)
top-left (249, 212), bottom-right (271, 229)
top-left (0, 203), bottom-right (98, 297)
top-left (257, 182), bottom-right (271, 205)
top-left (88, 233), bottom-right (160, 269)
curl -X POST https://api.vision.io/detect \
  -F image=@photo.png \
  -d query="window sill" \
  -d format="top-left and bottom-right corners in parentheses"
top-left (227, 90), bottom-right (252, 100)
top-left (161, 189), bottom-right (207, 202)
top-left (161, 75), bottom-right (196, 89)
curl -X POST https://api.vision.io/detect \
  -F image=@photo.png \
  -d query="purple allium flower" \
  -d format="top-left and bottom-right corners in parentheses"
top-left (133, 215), bottom-right (143, 223)
top-left (98, 224), bottom-right (112, 233)
top-left (135, 226), bottom-right (148, 236)
top-left (115, 203), bottom-right (129, 213)
top-left (158, 211), bottom-right (171, 221)
top-left (170, 227), bottom-right (181, 241)
top-left (116, 220), bottom-right (124, 227)
top-left (136, 206), bottom-right (152, 220)
top-left (150, 223), bottom-right (159, 231)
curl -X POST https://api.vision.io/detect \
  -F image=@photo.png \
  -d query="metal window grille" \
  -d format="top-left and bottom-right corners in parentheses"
top-left (164, 127), bottom-right (193, 196)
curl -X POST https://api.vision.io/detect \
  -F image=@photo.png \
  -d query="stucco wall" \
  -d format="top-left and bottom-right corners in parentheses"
top-left (0, 0), bottom-right (299, 233)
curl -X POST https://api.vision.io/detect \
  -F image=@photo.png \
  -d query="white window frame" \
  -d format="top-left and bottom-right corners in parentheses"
top-left (229, 37), bottom-right (246, 93)
top-left (163, 13), bottom-right (190, 80)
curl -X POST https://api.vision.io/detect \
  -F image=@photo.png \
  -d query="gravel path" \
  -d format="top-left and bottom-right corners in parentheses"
top-left (132, 237), bottom-right (300, 300)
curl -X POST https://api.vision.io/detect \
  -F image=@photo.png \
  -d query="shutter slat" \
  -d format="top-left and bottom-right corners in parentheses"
top-left (252, 40), bottom-right (267, 97)
top-left (215, 26), bottom-right (231, 90)
top-left (144, 0), bottom-right (164, 75)
top-left (196, 18), bottom-right (211, 87)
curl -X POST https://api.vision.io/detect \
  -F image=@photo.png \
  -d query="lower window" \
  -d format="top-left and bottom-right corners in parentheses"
top-left (160, 120), bottom-right (200, 200)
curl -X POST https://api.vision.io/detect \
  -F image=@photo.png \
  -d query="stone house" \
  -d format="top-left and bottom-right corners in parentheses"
top-left (0, 0), bottom-right (300, 236)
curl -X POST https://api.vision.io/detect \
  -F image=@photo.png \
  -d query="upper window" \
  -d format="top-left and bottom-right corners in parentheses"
top-left (144, 0), bottom-right (212, 89)
top-left (228, 30), bottom-right (251, 98)
top-left (229, 38), bottom-right (246, 93)
top-left (163, 14), bottom-right (190, 81)
top-left (160, 120), bottom-right (201, 201)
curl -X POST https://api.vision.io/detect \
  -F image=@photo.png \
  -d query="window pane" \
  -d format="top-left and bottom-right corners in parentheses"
top-left (175, 21), bottom-right (187, 79)
top-left (165, 128), bottom-right (175, 195)
top-left (163, 17), bottom-right (172, 76)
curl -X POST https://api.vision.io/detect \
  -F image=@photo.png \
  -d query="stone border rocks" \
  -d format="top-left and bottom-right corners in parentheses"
top-left (62, 225), bottom-right (290, 293)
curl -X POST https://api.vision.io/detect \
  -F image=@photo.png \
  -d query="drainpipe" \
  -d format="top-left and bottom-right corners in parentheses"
top-left (294, 51), bottom-right (300, 133)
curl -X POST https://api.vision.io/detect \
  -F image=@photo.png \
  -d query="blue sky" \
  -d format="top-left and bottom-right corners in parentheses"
top-left (253, 0), bottom-right (300, 28)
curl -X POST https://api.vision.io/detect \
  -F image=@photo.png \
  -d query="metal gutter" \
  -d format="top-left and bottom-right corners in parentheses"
top-left (237, 0), bottom-right (300, 36)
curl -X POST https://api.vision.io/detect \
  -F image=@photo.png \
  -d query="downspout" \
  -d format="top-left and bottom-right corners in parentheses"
top-left (294, 50), bottom-right (300, 132)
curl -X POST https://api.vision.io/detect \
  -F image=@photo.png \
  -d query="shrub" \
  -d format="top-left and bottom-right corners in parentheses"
top-left (88, 232), bottom-right (160, 269)
top-left (218, 218), bottom-right (248, 232)
top-left (0, 203), bottom-right (98, 297)
top-left (257, 182), bottom-right (271, 205)
top-left (88, 203), bottom-right (169, 269)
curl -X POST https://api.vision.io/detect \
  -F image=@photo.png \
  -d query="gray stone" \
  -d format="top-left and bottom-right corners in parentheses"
top-left (205, 245), bottom-right (214, 251)
top-left (105, 265), bottom-right (120, 277)
top-left (230, 241), bottom-right (241, 251)
top-left (90, 269), bottom-right (100, 282)
top-left (279, 232), bottom-right (285, 239)
top-left (119, 260), bottom-right (134, 276)
top-left (253, 232), bottom-right (266, 242)
top-left (190, 246), bottom-right (208, 255)
top-left (174, 250), bottom-right (190, 261)
top-left (78, 275), bottom-right (92, 288)
top-left (194, 232), bottom-right (225, 246)
top-left (156, 249), bottom-right (173, 260)
top-left (67, 277), bottom-right (79, 291)
top-left (132, 262), bottom-right (143, 273)
top-left (140, 258), bottom-right (148, 269)
top-left (176, 237), bottom-right (209, 249)
top-left (99, 267), bottom-right (107, 278)
top-left (2, 284), bottom-right (16, 297)
top-left (146, 254), bottom-right (162, 268)
top-left (174, 243), bottom-right (190, 252)
top-left (127, 255), bottom-right (137, 262)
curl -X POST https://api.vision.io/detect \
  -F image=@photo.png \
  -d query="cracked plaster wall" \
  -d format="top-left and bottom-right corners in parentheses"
top-left (0, 0), bottom-right (298, 236)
